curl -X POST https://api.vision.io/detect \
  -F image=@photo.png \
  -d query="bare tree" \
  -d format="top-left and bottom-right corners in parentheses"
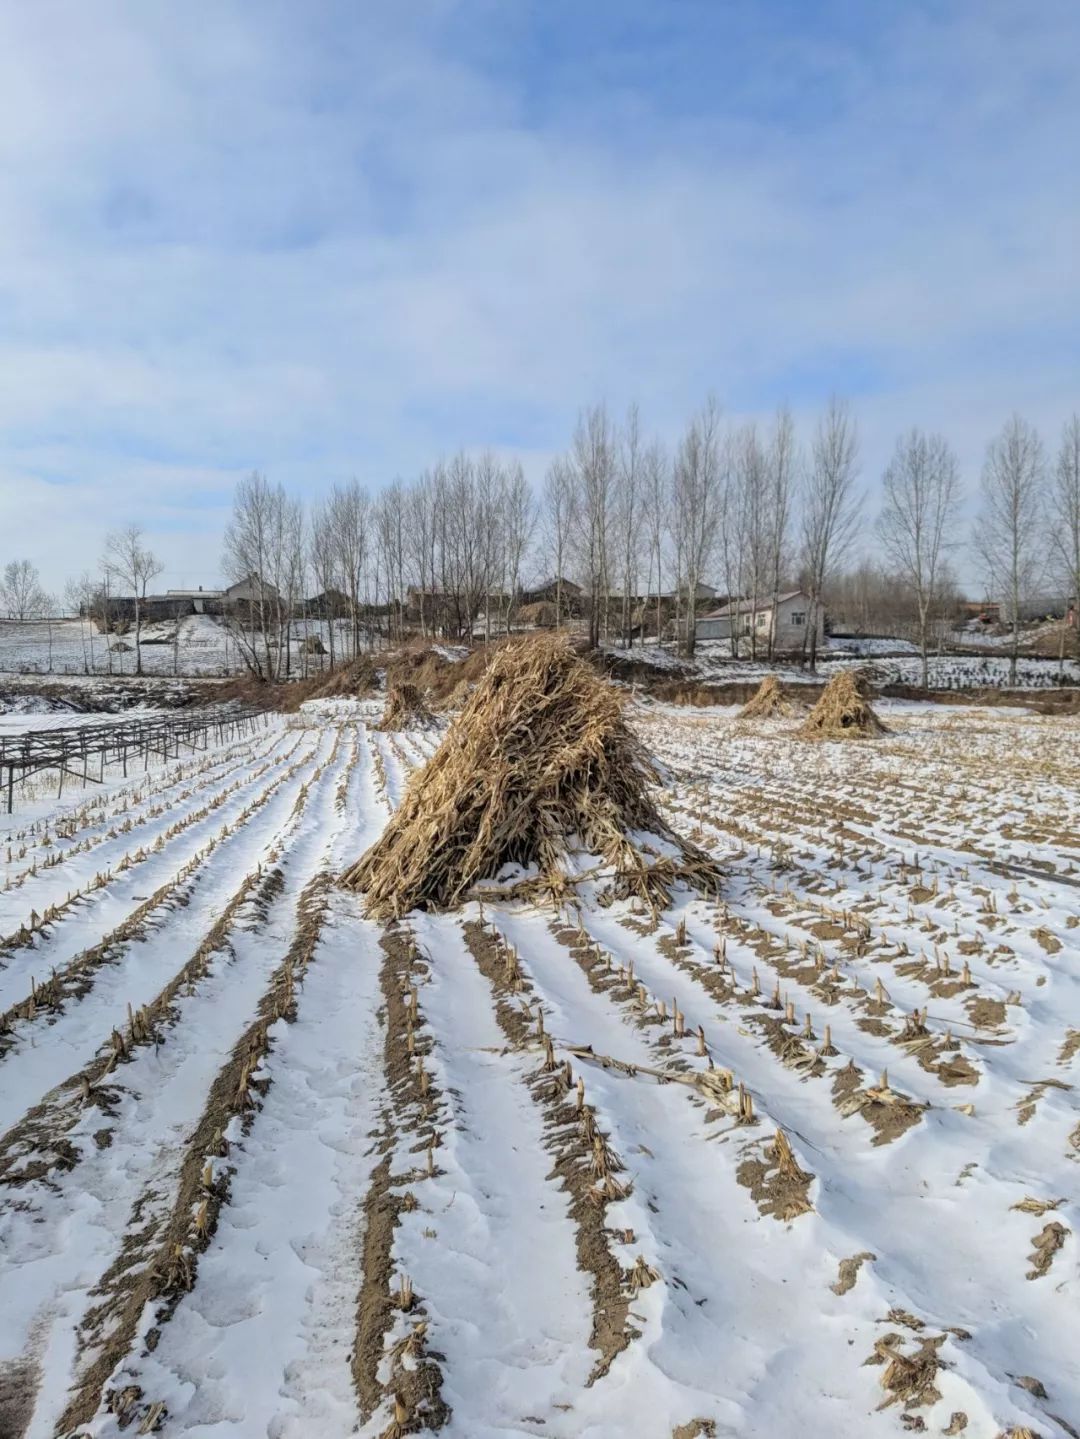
top-left (327, 480), bottom-right (370, 658)
top-left (1051, 414), bottom-right (1080, 660)
top-left (104, 526), bottom-right (163, 677)
top-left (375, 481), bottom-right (408, 644)
top-left (671, 397), bottom-right (723, 658)
top-left (277, 496), bottom-right (306, 678)
top-left (712, 430), bottom-right (742, 656)
top-left (800, 398), bottom-right (861, 671)
top-left (1, 559), bottom-right (48, 620)
top-left (498, 460), bottom-right (536, 634)
top-left (878, 429), bottom-right (963, 687)
top-left (764, 407), bottom-right (797, 660)
top-left (223, 472), bottom-right (281, 679)
top-left (614, 404), bottom-right (645, 647)
top-left (974, 415), bottom-right (1046, 685)
top-left (641, 440), bottom-right (669, 645)
top-left (571, 406), bottom-right (617, 648)
top-left (309, 501), bottom-right (340, 669)
top-left (542, 457), bottom-right (577, 625)
top-left (405, 473), bottom-right (438, 639)
top-left (64, 571), bottom-right (99, 673)
top-left (733, 424), bottom-right (769, 658)
top-left (474, 452), bottom-right (503, 641)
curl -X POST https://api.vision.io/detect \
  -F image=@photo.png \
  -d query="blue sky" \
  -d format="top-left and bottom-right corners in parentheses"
top-left (1, 0), bottom-right (1078, 590)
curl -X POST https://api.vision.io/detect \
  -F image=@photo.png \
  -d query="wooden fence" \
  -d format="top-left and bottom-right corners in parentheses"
top-left (1, 707), bottom-right (270, 814)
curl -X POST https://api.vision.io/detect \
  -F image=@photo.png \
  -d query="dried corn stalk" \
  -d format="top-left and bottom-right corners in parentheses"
top-left (343, 635), bottom-right (720, 917)
top-left (799, 670), bottom-right (888, 739)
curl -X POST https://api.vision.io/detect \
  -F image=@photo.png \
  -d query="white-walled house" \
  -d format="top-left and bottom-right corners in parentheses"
top-left (222, 575), bottom-right (280, 607)
top-left (695, 589), bottom-right (824, 652)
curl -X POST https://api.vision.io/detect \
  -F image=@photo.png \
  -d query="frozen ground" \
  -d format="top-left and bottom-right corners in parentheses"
top-left (0, 616), bottom-right (374, 679)
top-left (0, 697), bottom-right (1078, 1438)
top-left (606, 642), bottom-right (1080, 690)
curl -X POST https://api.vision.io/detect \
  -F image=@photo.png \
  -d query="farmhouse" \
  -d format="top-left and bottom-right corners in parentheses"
top-left (304, 587), bottom-right (352, 618)
top-left (520, 577), bottom-right (583, 611)
top-left (221, 574), bottom-right (280, 608)
top-left (696, 589), bottom-right (824, 652)
top-left (164, 586), bottom-right (218, 614)
top-left (652, 580), bottom-right (719, 604)
top-left (101, 574), bottom-right (279, 626)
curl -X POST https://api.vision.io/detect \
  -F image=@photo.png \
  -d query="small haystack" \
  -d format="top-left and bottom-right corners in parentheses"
top-left (799, 670), bottom-right (888, 739)
top-left (342, 634), bottom-right (719, 917)
top-left (517, 599), bottom-right (561, 628)
top-left (377, 681), bottom-right (436, 731)
top-left (300, 634), bottom-right (327, 656)
top-left (740, 674), bottom-right (797, 719)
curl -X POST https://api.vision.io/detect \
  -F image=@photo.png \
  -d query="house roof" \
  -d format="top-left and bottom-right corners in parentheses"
top-left (525, 576), bottom-right (582, 593)
top-left (703, 589), bottom-right (805, 619)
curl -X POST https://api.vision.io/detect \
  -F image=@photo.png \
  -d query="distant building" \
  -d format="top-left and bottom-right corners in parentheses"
top-left (101, 574), bottom-right (279, 627)
top-left (165, 585), bottom-right (220, 615)
top-left (304, 587), bottom-right (352, 618)
top-left (520, 577), bottom-right (583, 609)
top-left (222, 575), bottom-right (280, 607)
top-left (695, 589), bottom-right (824, 652)
top-left (653, 581), bottom-right (719, 603)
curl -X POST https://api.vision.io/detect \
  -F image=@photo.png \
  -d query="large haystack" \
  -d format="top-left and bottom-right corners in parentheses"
top-left (342, 634), bottom-right (719, 917)
top-left (377, 681), bottom-right (436, 731)
top-left (799, 670), bottom-right (888, 739)
top-left (740, 674), bottom-right (798, 719)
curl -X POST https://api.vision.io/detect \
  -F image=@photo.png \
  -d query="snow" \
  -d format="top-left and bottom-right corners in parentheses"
top-left (0, 695), bottom-right (1077, 1438)
top-left (825, 636), bottom-right (921, 656)
top-left (0, 615), bottom-right (378, 679)
top-left (604, 640), bottom-right (1080, 690)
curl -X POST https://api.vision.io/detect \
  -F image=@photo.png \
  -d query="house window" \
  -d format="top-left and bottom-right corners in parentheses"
top-left (790, 611), bottom-right (806, 626)
top-left (756, 612), bottom-right (768, 627)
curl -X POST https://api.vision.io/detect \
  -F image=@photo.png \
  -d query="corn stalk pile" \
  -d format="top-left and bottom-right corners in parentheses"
top-left (740, 673), bottom-right (799, 719)
top-left (376, 681), bottom-right (436, 732)
top-left (799, 669), bottom-right (888, 739)
top-left (342, 634), bottom-right (720, 917)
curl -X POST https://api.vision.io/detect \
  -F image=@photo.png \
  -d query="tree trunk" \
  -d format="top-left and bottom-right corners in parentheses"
top-left (919, 607), bottom-right (929, 690)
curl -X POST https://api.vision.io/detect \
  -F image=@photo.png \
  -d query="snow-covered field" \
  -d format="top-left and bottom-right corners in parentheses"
top-left (1, 697), bottom-right (1078, 1437)
top-left (607, 642), bottom-right (1080, 691)
top-left (0, 616), bottom-right (372, 679)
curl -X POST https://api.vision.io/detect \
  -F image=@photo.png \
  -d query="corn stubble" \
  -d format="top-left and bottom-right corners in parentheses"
top-left (342, 635), bottom-right (719, 917)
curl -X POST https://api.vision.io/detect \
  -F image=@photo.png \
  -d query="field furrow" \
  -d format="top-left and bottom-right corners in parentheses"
top-left (1, 693), bottom-right (1076, 1439)
top-left (0, 726), bottom-right (357, 1432)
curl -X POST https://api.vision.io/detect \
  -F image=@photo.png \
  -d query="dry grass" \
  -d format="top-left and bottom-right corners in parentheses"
top-left (740, 674), bottom-right (800, 719)
top-left (799, 670), bottom-right (888, 739)
top-left (872, 1332), bottom-right (946, 1409)
top-left (1026, 1221), bottom-right (1068, 1280)
top-left (342, 634), bottom-right (719, 918)
top-left (377, 682), bottom-right (436, 732)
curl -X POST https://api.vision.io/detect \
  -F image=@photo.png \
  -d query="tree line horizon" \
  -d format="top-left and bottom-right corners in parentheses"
top-left (3, 399), bottom-right (1078, 688)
